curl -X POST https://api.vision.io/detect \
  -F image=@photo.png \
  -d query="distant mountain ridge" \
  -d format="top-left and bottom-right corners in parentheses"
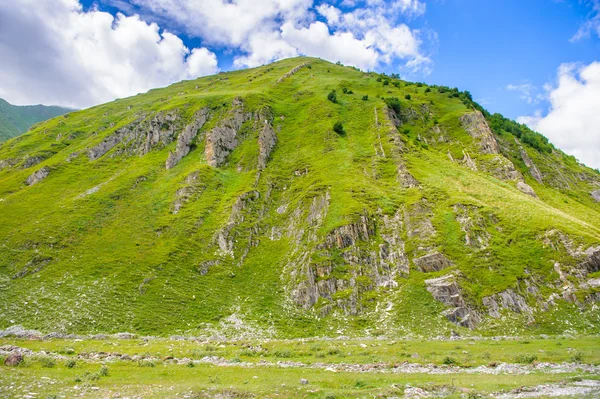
top-left (0, 98), bottom-right (72, 142)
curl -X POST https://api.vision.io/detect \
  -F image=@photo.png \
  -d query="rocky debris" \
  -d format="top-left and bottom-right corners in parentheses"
top-left (318, 214), bottom-right (374, 250)
top-left (205, 98), bottom-right (251, 167)
top-left (277, 62), bottom-right (310, 83)
top-left (592, 189), bottom-right (600, 202)
top-left (482, 289), bottom-right (531, 318)
top-left (379, 211), bottom-right (410, 277)
top-left (0, 158), bottom-right (19, 170)
top-left (13, 256), bottom-right (52, 279)
top-left (21, 155), bottom-right (47, 169)
top-left (414, 252), bottom-right (453, 272)
top-left (461, 150), bottom-right (477, 171)
top-left (489, 155), bottom-right (522, 181)
top-left (300, 378), bottom-right (309, 385)
top-left (172, 171), bottom-right (203, 214)
top-left (89, 111), bottom-right (180, 160)
top-left (519, 146), bottom-right (543, 184)
top-left (425, 274), bottom-right (480, 328)
top-left (66, 151), bottom-right (80, 162)
top-left (25, 166), bottom-right (50, 186)
top-left (256, 107), bottom-right (277, 170)
top-left (579, 246), bottom-right (600, 274)
top-left (0, 326), bottom-right (42, 339)
top-left (453, 204), bottom-right (493, 249)
top-left (517, 181), bottom-right (537, 198)
top-left (4, 351), bottom-right (23, 366)
top-left (541, 229), bottom-right (584, 258)
top-left (216, 190), bottom-right (260, 256)
top-left (166, 107), bottom-right (210, 170)
top-left (405, 201), bottom-right (436, 250)
top-left (459, 111), bottom-right (500, 154)
top-left (588, 278), bottom-right (600, 288)
top-left (397, 163), bottom-right (419, 188)
top-left (496, 379), bottom-right (600, 399)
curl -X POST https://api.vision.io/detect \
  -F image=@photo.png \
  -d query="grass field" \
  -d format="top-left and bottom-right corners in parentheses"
top-left (1, 336), bottom-right (600, 398)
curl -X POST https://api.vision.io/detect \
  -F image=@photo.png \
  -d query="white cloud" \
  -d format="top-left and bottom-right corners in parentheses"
top-left (123, 0), bottom-right (433, 73)
top-left (0, 0), bottom-right (218, 108)
top-left (571, 0), bottom-right (600, 41)
top-left (506, 83), bottom-right (544, 104)
top-left (517, 62), bottom-right (600, 169)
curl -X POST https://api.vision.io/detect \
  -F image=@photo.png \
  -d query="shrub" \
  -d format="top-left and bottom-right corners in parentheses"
top-left (376, 77), bottom-right (382, 82)
top-left (342, 87), bottom-right (348, 94)
top-left (392, 81), bottom-right (400, 88)
top-left (347, 89), bottom-right (353, 94)
top-left (333, 122), bottom-right (345, 136)
top-left (384, 97), bottom-right (401, 114)
top-left (327, 90), bottom-right (337, 103)
top-left (39, 357), bottom-right (55, 368)
top-left (99, 366), bottom-right (109, 376)
top-left (383, 79), bottom-right (390, 86)
top-left (514, 354), bottom-right (537, 364)
top-left (404, 94), bottom-right (411, 100)
top-left (362, 95), bottom-right (369, 101)
top-left (425, 87), bottom-right (431, 93)
top-left (65, 359), bottom-right (76, 368)
top-left (443, 356), bottom-right (456, 365)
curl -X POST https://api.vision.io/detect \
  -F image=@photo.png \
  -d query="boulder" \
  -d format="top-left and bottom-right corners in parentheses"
top-left (26, 166), bottom-right (50, 186)
top-left (592, 189), bottom-right (600, 203)
top-left (425, 274), bottom-right (480, 329)
top-left (4, 352), bottom-right (23, 366)
top-left (520, 148), bottom-right (543, 184)
top-left (414, 252), bottom-right (452, 272)
top-left (517, 181), bottom-right (537, 198)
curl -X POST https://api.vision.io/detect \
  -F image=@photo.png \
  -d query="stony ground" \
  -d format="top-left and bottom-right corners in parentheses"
top-left (1, 335), bottom-right (599, 398)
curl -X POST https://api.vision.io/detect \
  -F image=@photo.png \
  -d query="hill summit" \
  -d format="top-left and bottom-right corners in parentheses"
top-left (0, 57), bottom-right (599, 338)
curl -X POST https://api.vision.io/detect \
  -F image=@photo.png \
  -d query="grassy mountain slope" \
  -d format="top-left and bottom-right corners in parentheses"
top-left (0, 57), bottom-right (599, 338)
top-left (0, 98), bottom-right (72, 142)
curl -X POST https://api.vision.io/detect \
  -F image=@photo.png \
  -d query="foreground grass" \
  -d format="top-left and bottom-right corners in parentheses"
top-left (1, 336), bottom-right (599, 398)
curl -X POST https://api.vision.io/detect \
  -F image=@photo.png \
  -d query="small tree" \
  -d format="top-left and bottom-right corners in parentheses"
top-left (384, 97), bottom-right (401, 114)
top-left (333, 121), bottom-right (345, 135)
top-left (404, 94), bottom-right (411, 100)
top-left (383, 79), bottom-right (390, 86)
top-left (362, 95), bottom-right (369, 101)
top-left (327, 90), bottom-right (337, 103)
top-left (424, 87), bottom-right (431, 93)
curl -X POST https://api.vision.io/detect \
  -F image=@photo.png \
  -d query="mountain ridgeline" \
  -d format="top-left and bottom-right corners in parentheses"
top-left (0, 57), bottom-right (599, 338)
top-left (0, 98), bottom-right (72, 142)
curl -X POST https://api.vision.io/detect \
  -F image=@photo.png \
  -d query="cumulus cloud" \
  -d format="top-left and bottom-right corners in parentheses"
top-left (121, 0), bottom-right (432, 72)
top-left (517, 62), bottom-right (600, 169)
top-left (0, 0), bottom-right (218, 108)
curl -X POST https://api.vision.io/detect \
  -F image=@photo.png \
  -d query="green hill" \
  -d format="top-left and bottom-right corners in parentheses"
top-left (0, 57), bottom-right (599, 338)
top-left (0, 98), bottom-right (72, 142)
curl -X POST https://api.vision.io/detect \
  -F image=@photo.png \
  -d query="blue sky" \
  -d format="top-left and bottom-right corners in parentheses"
top-left (1, 0), bottom-right (599, 166)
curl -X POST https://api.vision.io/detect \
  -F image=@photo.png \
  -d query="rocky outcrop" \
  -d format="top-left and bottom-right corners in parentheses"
top-left (205, 98), bottom-right (250, 167)
top-left (579, 246), bottom-right (600, 274)
top-left (454, 204), bottom-right (493, 249)
top-left (318, 214), bottom-right (374, 250)
top-left (425, 274), bottom-right (480, 329)
top-left (517, 181), bottom-right (537, 198)
top-left (172, 171), bottom-right (203, 214)
top-left (89, 111), bottom-right (180, 160)
top-left (257, 107), bottom-right (277, 170)
top-left (26, 166), bottom-right (50, 186)
top-left (414, 252), bottom-right (452, 272)
top-left (166, 107), bottom-right (209, 170)
top-left (382, 106), bottom-right (419, 188)
top-left (592, 189), bottom-right (600, 203)
top-left (216, 190), bottom-right (260, 256)
top-left (459, 111), bottom-right (500, 155)
top-left (21, 155), bottom-right (48, 169)
top-left (482, 289), bottom-right (531, 318)
top-left (519, 147), bottom-right (543, 184)
top-left (277, 62), bottom-right (310, 83)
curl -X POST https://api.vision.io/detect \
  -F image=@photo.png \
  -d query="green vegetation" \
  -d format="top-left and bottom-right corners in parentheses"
top-left (0, 56), bottom-right (598, 339)
top-left (0, 98), bottom-right (72, 142)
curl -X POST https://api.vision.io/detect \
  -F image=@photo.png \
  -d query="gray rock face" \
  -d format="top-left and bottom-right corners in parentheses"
top-left (256, 107), bottom-right (277, 170)
top-left (205, 98), bottom-right (250, 167)
top-left (166, 107), bottom-right (210, 170)
top-left (425, 274), bottom-right (480, 329)
top-left (580, 247), bottom-right (600, 274)
top-left (216, 190), bottom-right (260, 256)
top-left (454, 204), bottom-right (493, 249)
top-left (592, 190), bottom-right (600, 203)
top-left (26, 166), bottom-right (50, 186)
top-left (414, 252), bottom-right (452, 272)
top-left (382, 106), bottom-right (419, 188)
top-left (89, 111), bottom-right (180, 160)
top-left (318, 214), bottom-right (374, 250)
top-left (277, 62), bottom-right (310, 83)
top-left (482, 289), bottom-right (531, 318)
top-left (517, 181), bottom-right (538, 198)
top-left (172, 171), bottom-right (202, 214)
top-left (520, 148), bottom-right (543, 184)
top-left (21, 155), bottom-right (46, 169)
top-left (459, 111), bottom-right (501, 154)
